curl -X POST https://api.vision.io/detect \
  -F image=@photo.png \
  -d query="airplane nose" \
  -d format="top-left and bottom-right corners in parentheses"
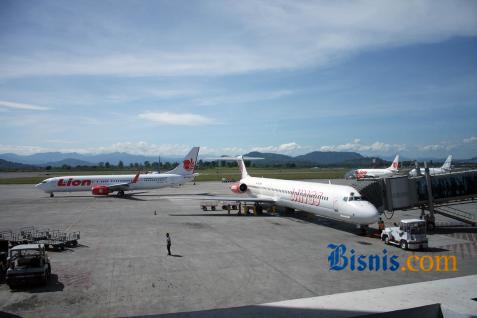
top-left (35, 181), bottom-right (46, 190)
top-left (356, 203), bottom-right (379, 224)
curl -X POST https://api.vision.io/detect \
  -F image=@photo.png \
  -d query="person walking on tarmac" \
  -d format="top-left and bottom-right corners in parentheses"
top-left (166, 233), bottom-right (172, 256)
top-left (378, 218), bottom-right (385, 232)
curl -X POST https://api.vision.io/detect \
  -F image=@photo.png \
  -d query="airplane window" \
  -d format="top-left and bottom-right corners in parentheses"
top-left (343, 197), bottom-right (348, 202)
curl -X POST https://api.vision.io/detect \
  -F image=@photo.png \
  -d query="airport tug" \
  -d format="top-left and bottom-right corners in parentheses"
top-left (381, 219), bottom-right (428, 250)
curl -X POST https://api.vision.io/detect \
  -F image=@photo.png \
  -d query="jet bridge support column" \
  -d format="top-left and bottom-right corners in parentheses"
top-left (424, 162), bottom-right (436, 230)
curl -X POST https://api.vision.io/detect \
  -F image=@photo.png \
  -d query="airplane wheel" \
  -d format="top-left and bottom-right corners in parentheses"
top-left (117, 191), bottom-right (125, 197)
top-left (50, 193), bottom-right (54, 198)
top-left (400, 240), bottom-right (408, 250)
top-left (384, 236), bottom-right (390, 245)
top-left (358, 226), bottom-right (368, 236)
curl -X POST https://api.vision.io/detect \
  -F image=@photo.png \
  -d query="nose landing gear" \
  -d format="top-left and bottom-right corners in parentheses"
top-left (356, 224), bottom-right (369, 236)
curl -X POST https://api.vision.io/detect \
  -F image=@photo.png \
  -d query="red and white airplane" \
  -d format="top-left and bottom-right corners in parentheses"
top-left (35, 147), bottom-right (199, 197)
top-left (409, 155), bottom-right (452, 177)
top-left (354, 155), bottom-right (399, 179)
top-left (206, 156), bottom-right (379, 228)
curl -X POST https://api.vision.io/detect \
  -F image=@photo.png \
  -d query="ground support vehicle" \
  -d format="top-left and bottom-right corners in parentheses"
top-left (381, 219), bottom-right (428, 250)
top-left (201, 200), bottom-right (219, 211)
top-left (0, 239), bottom-right (8, 280)
top-left (6, 244), bottom-right (51, 289)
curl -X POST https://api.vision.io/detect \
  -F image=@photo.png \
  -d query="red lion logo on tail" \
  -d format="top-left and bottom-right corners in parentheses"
top-left (183, 158), bottom-right (195, 171)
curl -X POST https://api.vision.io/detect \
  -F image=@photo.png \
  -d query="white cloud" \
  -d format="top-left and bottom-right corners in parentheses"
top-left (0, 142), bottom-right (193, 156)
top-left (0, 100), bottom-right (50, 111)
top-left (1, 1), bottom-right (476, 78)
top-left (251, 142), bottom-right (302, 153)
top-left (320, 140), bottom-right (406, 154)
top-left (90, 142), bottom-right (191, 156)
top-left (250, 142), bottom-right (302, 154)
top-left (1, 139), bottom-right (474, 158)
top-left (194, 90), bottom-right (295, 106)
top-left (421, 144), bottom-right (446, 152)
top-left (0, 145), bottom-right (50, 155)
top-left (0, 51), bottom-right (277, 78)
top-left (198, 143), bottom-right (305, 156)
top-left (463, 136), bottom-right (477, 144)
top-left (137, 112), bottom-right (214, 126)
top-left (0, 142), bottom-right (305, 157)
top-left (278, 142), bottom-right (301, 152)
top-left (419, 141), bottom-right (459, 152)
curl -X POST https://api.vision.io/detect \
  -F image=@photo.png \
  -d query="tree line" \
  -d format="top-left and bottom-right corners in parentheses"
top-left (43, 160), bottom-right (246, 171)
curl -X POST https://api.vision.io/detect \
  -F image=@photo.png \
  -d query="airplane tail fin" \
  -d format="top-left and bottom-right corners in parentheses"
top-left (441, 155), bottom-right (452, 170)
top-left (205, 155), bottom-right (262, 179)
top-left (388, 155), bottom-right (399, 171)
top-left (167, 147), bottom-right (200, 176)
top-left (237, 156), bottom-right (249, 179)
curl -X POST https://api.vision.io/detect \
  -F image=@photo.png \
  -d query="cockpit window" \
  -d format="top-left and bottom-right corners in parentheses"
top-left (343, 197), bottom-right (348, 202)
top-left (41, 181), bottom-right (47, 184)
top-left (348, 196), bottom-right (362, 201)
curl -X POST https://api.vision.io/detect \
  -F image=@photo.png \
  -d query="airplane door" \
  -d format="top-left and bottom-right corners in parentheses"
top-left (333, 198), bottom-right (339, 212)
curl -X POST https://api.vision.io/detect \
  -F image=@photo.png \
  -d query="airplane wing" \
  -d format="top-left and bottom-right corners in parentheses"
top-left (164, 195), bottom-right (276, 203)
top-left (105, 171), bottom-right (140, 192)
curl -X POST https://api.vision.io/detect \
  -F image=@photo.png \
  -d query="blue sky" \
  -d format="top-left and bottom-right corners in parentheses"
top-left (0, 0), bottom-right (476, 159)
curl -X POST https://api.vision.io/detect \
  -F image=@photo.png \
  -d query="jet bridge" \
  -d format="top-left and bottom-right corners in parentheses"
top-left (345, 170), bottom-right (477, 226)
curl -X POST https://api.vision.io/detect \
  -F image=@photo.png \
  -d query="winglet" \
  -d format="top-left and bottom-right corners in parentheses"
top-left (132, 171), bottom-right (140, 183)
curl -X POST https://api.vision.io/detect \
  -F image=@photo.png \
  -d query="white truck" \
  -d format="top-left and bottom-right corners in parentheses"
top-left (381, 219), bottom-right (428, 250)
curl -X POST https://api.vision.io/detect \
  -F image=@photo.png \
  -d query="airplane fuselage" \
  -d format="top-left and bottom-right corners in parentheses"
top-left (36, 174), bottom-right (187, 194)
top-left (354, 168), bottom-right (396, 179)
top-left (409, 168), bottom-right (450, 177)
top-left (238, 176), bottom-right (379, 226)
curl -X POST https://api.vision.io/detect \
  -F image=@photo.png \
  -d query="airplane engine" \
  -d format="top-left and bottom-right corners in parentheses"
top-left (231, 183), bottom-right (247, 193)
top-left (92, 185), bottom-right (110, 195)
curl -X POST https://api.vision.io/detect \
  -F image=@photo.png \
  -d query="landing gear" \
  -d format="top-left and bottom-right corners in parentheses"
top-left (117, 190), bottom-right (125, 197)
top-left (49, 193), bottom-right (54, 198)
top-left (277, 207), bottom-right (294, 216)
top-left (357, 225), bottom-right (369, 236)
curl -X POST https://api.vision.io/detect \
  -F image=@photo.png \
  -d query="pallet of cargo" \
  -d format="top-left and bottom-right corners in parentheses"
top-left (0, 227), bottom-right (81, 250)
top-left (35, 239), bottom-right (66, 251)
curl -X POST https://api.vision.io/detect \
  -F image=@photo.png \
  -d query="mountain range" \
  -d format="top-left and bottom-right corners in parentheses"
top-left (0, 151), bottom-right (475, 169)
top-left (0, 152), bottom-right (182, 167)
top-left (0, 159), bottom-right (36, 169)
top-left (243, 151), bottom-right (386, 167)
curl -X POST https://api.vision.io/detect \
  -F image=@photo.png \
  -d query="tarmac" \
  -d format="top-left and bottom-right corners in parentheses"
top-left (0, 181), bottom-right (476, 317)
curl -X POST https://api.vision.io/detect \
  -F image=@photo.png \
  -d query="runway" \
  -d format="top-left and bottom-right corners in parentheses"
top-left (1, 182), bottom-right (476, 317)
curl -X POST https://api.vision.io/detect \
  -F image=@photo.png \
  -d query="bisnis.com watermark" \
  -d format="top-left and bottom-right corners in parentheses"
top-left (327, 244), bottom-right (456, 272)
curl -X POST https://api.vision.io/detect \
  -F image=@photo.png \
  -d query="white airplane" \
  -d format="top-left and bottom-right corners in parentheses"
top-left (409, 155), bottom-right (452, 177)
top-left (204, 156), bottom-right (379, 229)
top-left (354, 155), bottom-right (399, 179)
top-left (35, 147), bottom-right (200, 197)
